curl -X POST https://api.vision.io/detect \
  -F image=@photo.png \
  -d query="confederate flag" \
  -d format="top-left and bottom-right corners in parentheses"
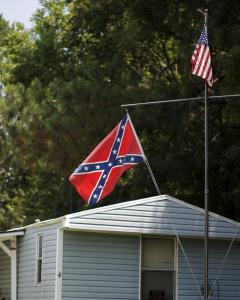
top-left (69, 114), bottom-right (145, 206)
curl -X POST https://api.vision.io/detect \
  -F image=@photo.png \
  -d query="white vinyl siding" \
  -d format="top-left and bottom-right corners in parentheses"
top-left (62, 231), bottom-right (140, 300)
top-left (17, 223), bottom-right (60, 300)
top-left (67, 195), bottom-right (240, 239)
top-left (178, 239), bottom-right (240, 300)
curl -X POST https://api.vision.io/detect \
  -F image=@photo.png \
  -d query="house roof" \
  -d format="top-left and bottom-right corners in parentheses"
top-left (62, 194), bottom-right (240, 239)
top-left (4, 195), bottom-right (240, 239)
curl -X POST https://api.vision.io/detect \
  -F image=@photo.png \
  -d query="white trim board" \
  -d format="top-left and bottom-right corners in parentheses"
top-left (11, 237), bottom-right (17, 300)
top-left (0, 230), bottom-right (24, 241)
top-left (0, 238), bottom-right (17, 300)
top-left (0, 241), bottom-right (12, 257)
top-left (55, 228), bottom-right (63, 300)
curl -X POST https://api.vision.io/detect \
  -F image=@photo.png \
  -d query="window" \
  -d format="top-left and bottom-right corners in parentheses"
top-left (141, 238), bottom-right (175, 300)
top-left (36, 234), bottom-right (43, 284)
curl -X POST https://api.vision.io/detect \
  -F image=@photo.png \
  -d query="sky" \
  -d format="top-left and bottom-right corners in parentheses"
top-left (0, 0), bottom-right (40, 28)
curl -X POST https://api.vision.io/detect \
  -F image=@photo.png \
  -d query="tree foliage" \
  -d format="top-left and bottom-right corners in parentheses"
top-left (0, 0), bottom-right (240, 230)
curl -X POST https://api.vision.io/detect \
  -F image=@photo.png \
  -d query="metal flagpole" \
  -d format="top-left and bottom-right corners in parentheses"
top-left (119, 12), bottom-right (240, 300)
top-left (121, 94), bottom-right (240, 108)
top-left (204, 8), bottom-right (209, 300)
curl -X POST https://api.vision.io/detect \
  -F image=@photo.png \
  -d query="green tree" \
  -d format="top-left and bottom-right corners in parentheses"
top-left (0, 1), bottom-right (239, 230)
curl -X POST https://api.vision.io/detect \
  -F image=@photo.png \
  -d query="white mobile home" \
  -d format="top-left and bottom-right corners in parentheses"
top-left (0, 194), bottom-right (240, 300)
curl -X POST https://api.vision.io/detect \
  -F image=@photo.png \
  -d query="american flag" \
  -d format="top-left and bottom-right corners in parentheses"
top-left (191, 26), bottom-right (213, 87)
top-left (69, 114), bottom-right (145, 206)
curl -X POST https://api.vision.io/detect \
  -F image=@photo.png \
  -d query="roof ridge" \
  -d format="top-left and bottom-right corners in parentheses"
top-left (66, 194), bottom-right (166, 218)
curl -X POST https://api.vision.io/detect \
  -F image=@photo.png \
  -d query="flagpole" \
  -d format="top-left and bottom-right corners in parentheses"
top-left (204, 8), bottom-right (209, 300)
top-left (121, 94), bottom-right (240, 108)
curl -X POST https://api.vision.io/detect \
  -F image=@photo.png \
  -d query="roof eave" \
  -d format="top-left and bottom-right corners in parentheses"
top-left (0, 230), bottom-right (25, 241)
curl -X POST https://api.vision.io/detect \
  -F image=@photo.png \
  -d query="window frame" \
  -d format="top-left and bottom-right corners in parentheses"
top-left (140, 236), bottom-right (177, 300)
top-left (35, 233), bottom-right (43, 285)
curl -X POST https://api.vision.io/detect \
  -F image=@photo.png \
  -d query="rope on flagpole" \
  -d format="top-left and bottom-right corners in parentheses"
top-left (144, 159), bottom-right (161, 195)
top-left (126, 110), bottom-right (161, 195)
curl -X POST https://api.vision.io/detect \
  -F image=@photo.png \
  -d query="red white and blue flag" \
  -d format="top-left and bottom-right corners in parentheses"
top-left (69, 114), bottom-right (145, 206)
top-left (191, 26), bottom-right (213, 87)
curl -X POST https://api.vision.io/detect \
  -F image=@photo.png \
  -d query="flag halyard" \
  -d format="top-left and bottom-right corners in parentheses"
top-left (191, 26), bottom-right (213, 87)
top-left (69, 114), bottom-right (145, 206)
